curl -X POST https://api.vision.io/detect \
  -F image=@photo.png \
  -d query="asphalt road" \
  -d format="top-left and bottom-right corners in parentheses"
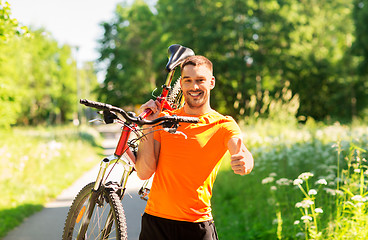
top-left (3, 124), bottom-right (147, 240)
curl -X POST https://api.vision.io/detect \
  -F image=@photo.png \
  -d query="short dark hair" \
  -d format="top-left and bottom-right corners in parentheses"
top-left (180, 55), bottom-right (213, 74)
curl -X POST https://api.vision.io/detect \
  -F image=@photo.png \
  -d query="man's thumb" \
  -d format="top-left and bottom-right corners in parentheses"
top-left (236, 138), bottom-right (242, 154)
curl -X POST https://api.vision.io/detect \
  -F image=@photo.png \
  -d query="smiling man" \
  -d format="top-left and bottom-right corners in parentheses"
top-left (136, 55), bottom-right (254, 240)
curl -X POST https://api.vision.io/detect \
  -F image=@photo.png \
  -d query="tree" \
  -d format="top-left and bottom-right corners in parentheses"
top-left (97, 0), bottom-right (160, 108)
top-left (280, 0), bottom-right (356, 120)
top-left (96, 0), bottom-right (367, 121)
top-left (0, 0), bottom-right (26, 128)
top-left (351, 0), bottom-right (368, 119)
top-left (155, 0), bottom-right (293, 118)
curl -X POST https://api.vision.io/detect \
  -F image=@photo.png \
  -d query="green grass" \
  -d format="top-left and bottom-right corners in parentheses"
top-left (0, 125), bottom-right (103, 238)
top-left (212, 120), bottom-right (368, 239)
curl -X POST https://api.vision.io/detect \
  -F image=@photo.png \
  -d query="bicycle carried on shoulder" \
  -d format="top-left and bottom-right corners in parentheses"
top-left (62, 44), bottom-right (196, 240)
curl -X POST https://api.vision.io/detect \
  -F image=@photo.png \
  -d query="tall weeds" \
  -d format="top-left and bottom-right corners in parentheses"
top-left (212, 83), bottom-right (368, 239)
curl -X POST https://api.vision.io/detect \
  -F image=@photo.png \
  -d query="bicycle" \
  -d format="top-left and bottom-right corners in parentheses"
top-left (62, 44), bottom-right (197, 240)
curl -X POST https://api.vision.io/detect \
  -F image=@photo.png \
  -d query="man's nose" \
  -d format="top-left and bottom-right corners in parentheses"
top-left (192, 82), bottom-right (199, 90)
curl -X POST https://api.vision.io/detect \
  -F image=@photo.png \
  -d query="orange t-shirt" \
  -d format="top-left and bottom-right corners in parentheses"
top-left (144, 108), bottom-right (241, 222)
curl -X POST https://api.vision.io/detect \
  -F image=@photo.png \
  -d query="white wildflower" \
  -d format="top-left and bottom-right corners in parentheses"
top-left (20, 155), bottom-right (29, 162)
top-left (301, 215), bottom-right (312, 222)
top-left (270, 186), bottom-right (277, 191)
top-left (298, 172), bottom-right (314, 180)
top-left (345, 201), bottom-right (354, 206)
top-left (269, 172), bottom-right (277, 177)
top-left (294, 220), bottom-right (300, 225)
top-left (308, 189), bottom-right (317, 195)
top-left (316, 179), bottom-right (327, 185)
top-left (48, 140), bottom-right (63, 150)
top-left (276, 178), bottom-right (292, 186)
top-left (262, 177), bottom-right (274, 184)
top-left (295, 202), bottom-right (303, 208)
top-left (296, 200), bottom-right (314, 208)
top-left (315, 208), bottom-right (323, 213)
top-left (296, 232), bottom-right (305, 238)
top-left (356, 202), bottom-right (364, 208)
top-left (293, 179), bottom-right (303, 185)
top-left (354, 169), bottom-right (361, 173)
top-left (324, 188), bottom-right (343, 196)
top-left (335, 190), bottom-right (344, 196)
top-left (351, 195), bottom-right (366, 202)
top-left (331, 143), bottom-right (338, 148)
top-left (302, 199), bottom-right (314, 208)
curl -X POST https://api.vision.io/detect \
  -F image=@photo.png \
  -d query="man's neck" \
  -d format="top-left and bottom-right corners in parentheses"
top-left (183, 104), bottom-right (212, 116)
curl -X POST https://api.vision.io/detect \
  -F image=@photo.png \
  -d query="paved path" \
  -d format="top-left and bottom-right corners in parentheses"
top-left (4, 124), bottom-right (147, 240)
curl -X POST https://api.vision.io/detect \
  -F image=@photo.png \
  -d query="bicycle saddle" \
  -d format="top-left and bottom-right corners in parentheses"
top-left (165, 44), bottom-right (195, 72)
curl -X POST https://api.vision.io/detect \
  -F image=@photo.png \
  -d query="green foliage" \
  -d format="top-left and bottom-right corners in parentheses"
top-left (0, 126), bottom-right (102, 238)
top-left (0, 1), bottom-right (24, 128)
top-left (97, 0), bottom-right (160, 107)
top-left (97, 0), bottom-right (368, 122)
top-left (0, 1), bottom-right (25, 40)
top-left (0, 2), bottom-right (99, 127)
top-left (353, 0), bottom-right (368, 75)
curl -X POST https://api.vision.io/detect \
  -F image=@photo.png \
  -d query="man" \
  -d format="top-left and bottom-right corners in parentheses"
top-left (136, 55), bottom-right (254, 240)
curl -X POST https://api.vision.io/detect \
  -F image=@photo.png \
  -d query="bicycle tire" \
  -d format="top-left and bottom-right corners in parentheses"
top-left (62, 182), bottom-right (127, 240)
top-left (167, 77), bottom-right (183, 110)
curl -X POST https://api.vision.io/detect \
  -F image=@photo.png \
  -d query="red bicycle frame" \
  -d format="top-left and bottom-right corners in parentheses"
top-left (114, 70), bottom-right (176, 159)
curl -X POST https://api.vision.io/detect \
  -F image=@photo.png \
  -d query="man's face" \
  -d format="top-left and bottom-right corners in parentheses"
top-left (180, 64), bottom-right (215, 110)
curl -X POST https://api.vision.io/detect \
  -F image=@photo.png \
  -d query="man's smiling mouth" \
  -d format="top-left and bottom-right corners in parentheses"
top-left (189, 91), bottom-right (203, 97)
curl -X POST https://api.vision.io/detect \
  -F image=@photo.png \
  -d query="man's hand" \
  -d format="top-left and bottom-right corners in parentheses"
top-left (139, 99), bottom-right (162, 120)
top-left (229, 138), bottom-right (254, 176)
top-left (136, 99), bottom-right (162, 180)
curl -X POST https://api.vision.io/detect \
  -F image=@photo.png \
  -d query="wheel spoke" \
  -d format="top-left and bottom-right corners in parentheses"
top-left (62, 182), bottom-right (127, 240)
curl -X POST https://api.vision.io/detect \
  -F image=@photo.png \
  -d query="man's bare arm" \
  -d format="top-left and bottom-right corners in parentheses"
top-left (135, 100), bottom-right (161, 180)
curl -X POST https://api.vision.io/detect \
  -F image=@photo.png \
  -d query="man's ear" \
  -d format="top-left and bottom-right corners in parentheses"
top-left (210, 76), bottom-right (215, 90)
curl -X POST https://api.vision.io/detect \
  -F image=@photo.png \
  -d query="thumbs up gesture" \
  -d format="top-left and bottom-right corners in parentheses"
top-left (229, 138), bottom-right (254, 176)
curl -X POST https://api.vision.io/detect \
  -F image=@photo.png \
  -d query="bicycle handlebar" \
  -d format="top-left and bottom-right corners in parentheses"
top-left (80, 99), bottom-right (199, 125)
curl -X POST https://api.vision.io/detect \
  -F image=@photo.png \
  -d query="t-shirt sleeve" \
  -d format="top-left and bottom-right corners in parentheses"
top-left (222, 116), bottom-right (242, 147)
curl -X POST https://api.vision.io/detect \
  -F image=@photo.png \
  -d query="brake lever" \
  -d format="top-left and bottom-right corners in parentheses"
top-left (89, 118), bottom-right (104, 123)
top-left (163, 128), bottom-right (187, 139)
top-left (102, 110), bottom-right (119, 124)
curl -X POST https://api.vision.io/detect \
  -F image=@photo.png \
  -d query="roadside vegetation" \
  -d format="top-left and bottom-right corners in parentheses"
top-left (0, 126), bottom-right (102, 238)
top-left (213, 117), bottom-right (368, 239)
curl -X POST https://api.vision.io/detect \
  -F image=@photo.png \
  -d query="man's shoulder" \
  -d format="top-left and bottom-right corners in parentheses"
top-left (208, 110), bottom-right (236, 123)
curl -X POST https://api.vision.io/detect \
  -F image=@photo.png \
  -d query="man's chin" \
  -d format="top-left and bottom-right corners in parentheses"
top-left (186, 100), bottom-right (205, 109)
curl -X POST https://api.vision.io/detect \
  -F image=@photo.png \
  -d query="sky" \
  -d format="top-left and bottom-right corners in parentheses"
top-left (7, 0), bottom-right (124, 64)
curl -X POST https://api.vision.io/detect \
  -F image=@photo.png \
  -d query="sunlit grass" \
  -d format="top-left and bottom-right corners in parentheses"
top-left (212, 121), bottom-right (368, 239)
top-left (0, 125), bottom-right (103, 238)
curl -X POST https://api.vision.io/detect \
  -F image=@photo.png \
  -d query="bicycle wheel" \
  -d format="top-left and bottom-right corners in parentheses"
top-left (62, 182), bottom-right (127, 240)
top-left (167, 77), bottom-right (183, 109)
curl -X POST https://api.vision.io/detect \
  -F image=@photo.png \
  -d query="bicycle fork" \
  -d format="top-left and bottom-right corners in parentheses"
top-left (76, 154), bottom-right (134, 240)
